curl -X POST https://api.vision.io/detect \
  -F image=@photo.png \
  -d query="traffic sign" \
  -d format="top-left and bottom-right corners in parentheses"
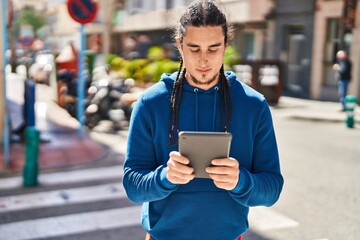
top-left (19, 36), bottom-right (34, 47)
top-left (67, 0), bottom-right (98, 24)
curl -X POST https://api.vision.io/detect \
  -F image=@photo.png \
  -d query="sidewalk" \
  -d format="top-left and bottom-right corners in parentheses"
top-left (0, 73), bottom-right (107, 176)
top-left (273, 96), bottom-right (360, 125)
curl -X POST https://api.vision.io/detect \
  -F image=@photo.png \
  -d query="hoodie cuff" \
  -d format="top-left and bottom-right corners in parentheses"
top-left (159, 167), bottom-right (178, 190)
top-left (230, 168), bottom-right (253, 194)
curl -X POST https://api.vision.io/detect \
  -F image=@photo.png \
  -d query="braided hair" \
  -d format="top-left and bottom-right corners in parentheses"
top-left (168, 0), bottom-right (233, 145)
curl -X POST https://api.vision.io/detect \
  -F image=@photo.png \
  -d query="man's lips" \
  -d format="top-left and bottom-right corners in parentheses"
top-left (197, 68), bottom-right (211, 73)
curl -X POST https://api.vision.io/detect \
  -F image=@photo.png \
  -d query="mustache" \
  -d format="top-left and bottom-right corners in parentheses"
top-left (188, 72), bottom-right (218, 85)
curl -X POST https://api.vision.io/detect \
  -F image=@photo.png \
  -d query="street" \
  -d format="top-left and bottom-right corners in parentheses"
top-left (1, 101), bottom-right (360, 240)
top-left (265, 107), bottom-right (360, 240)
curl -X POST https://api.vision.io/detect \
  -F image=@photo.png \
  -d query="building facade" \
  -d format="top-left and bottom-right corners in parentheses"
top-left (113, 0), bottom-right (360, 101)
top-left (109, 0), bottom-right (275, 61)
top-left (266, 0), bottom-right (315, 98)
top-left (311, 0), bottom-right (360, 101)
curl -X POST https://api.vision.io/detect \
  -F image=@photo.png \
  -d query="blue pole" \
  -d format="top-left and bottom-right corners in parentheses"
top-left (1, 0), bottom-right (10, 165)
top-left (77, 24), bottom-right (86, 138)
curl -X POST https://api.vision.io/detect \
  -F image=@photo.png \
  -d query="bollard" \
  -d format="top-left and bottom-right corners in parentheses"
top-left (24, 79), bottom-right (36, 127)
top-left (23, 126), bottom-right (40, 187)
top-left (344, 95), bottom-right (357, 128)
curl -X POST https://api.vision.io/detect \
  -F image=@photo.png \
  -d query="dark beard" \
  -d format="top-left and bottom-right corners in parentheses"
top-left (188, 72), bottom-right (218, 86)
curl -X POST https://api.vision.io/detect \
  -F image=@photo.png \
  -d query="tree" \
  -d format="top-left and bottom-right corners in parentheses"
top-left (15, 6), bottom-right (45, 38)
top-left (8, 6), bottom-right (46, 72)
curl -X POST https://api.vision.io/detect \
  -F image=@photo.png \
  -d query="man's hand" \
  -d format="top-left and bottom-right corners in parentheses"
top-left (167, 151), bottom-right (195, 184)
top-left (206, 157), bottom-right (239, 190)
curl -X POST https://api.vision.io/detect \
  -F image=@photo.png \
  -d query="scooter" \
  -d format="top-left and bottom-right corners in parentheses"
top-left (85, 73), bottom-right (136, 130)
top-left (57, 69), bottom-right (91, 118)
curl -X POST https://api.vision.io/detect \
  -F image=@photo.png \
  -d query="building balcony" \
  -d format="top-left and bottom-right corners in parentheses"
top-left (113, 0), bottom-right (273, 32)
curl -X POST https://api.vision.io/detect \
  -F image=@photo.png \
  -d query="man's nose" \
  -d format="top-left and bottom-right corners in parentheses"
top-left (199, 51), bottom-right (208, 65)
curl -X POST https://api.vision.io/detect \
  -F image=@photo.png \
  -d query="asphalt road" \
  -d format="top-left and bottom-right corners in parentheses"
top-left (266, 108), bottom-right (360, 240)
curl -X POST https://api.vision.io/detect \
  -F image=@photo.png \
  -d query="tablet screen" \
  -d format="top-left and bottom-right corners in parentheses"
top-left (178, 131), bottom-right (232, 178)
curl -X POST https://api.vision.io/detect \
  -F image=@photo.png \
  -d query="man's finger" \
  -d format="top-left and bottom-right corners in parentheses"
top-left (211, 157), bottom-right (238, 167)
top-left (168, 160), bottom-right (194, 175)
top-left (169, 151), bottom-right (190, 165)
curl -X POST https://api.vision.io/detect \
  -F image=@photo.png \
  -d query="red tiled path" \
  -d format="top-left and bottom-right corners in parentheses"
top-left (1, 74), bottom-right (106, 174)
top-left (0, 132), bottom-right (106, 173)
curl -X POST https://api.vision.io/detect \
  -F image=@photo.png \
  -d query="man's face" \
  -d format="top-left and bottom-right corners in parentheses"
top-left (177, 26), bottom-right (227, 90)
top-left (337, 50), bottom-right (346, 60)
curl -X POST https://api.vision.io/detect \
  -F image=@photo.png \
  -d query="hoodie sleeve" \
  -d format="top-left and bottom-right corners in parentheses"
top-left (229, 100), bottom-right (283, 207)
top-left (123, 97), bottom-right (178, 204)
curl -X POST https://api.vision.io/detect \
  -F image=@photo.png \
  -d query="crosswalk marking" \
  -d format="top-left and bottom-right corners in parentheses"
top-left (0, 206), bottom-right (142, 240)
top-left (0, 165), bottom-right (123, 190)
top-left (0, 164), bottom-right (300, 239)
top-left (248, 206), bottom-right (299, 231)
top-left (0, 183), bottom-right (126, 212)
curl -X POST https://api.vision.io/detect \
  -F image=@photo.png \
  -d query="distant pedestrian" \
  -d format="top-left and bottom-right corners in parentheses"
top-left (333, 50), bottom-right (352, 111)
top-left (123, 1), bottom-right (283, 239)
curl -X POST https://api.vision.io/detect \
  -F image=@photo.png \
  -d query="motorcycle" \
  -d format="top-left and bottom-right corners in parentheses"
top-left (57, 69), bottom-right (91, 118)
top-left (85, 68), bottom-right (137, 130)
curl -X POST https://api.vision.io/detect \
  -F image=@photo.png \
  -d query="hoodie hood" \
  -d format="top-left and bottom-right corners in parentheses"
top-left (160, 71), bottom-right (238, 132)
top-left (160, 71), bottom-right (238, 92)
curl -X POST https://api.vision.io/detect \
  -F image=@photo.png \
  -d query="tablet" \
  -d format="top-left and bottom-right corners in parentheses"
top-left (178, 131), bottom-right (232, 178)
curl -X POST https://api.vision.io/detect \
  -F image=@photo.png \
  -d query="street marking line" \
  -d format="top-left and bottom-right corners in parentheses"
top-left (0, 206), bottom-right (141, 240)
top-left (248, 206), bottom-right (299, 231)
top-left (0, 165), bottom-right (123, 190)
top-left (0, 183), bottom-right (126, 213)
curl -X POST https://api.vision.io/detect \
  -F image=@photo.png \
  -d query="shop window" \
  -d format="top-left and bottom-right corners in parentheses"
top-left (323, 18), bottom-right (340, 86)
top-left (325, 18), bottom-right (340, 63)
top-left (244, 33), bottom-right (255, 60)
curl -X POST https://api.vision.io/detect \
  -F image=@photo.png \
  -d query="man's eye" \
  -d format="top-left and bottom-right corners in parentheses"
top-left (190, 48), bottom-right (200, 52)
top-left (209, 48), bottom-right (218, 53)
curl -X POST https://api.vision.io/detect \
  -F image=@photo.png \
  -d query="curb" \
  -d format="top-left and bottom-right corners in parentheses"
top-left (273, 96), bottom-right (360, 124)
top-left (287, 114), bottom-right (360, 124)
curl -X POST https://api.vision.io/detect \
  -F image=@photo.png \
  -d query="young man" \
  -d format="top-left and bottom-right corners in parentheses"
top-left (333, 50), bottom-right (352, 111)
top-left (123, 1), bottom-right (283, 239)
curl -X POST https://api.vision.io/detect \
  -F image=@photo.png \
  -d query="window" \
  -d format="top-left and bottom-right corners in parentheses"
top-left (166, 0), bottom-right (173, 9)
top-left (325, 19), bottom-right (340, 64)
top-left (133, 0), bottom-right (142, 9)
top-left (323, 18), bottom-right (340, 86)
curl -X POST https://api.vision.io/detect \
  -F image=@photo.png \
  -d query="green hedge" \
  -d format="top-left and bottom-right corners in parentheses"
top-left (106, 56), bottom-right (179, 83)
top-left (106, 44), bottom-right (240, 83)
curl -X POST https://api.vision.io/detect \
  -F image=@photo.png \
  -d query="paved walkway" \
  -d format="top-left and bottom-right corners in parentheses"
top-left (0, 73), bottom-right (107, 175)
top-left (273, 95), bottom-right (360, 124)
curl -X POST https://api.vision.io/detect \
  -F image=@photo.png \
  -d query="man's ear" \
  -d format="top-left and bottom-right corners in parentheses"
top-left (175, 38), bottom-right (184, 58)
top-left (225, 41), bottom-right (229, 50)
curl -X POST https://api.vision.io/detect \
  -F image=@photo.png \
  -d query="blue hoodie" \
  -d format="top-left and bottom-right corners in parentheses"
top-left (123, 71), bottom-right (283, 240)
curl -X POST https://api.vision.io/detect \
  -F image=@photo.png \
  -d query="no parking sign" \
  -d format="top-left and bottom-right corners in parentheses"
top-left (66, 0), bottom-right (98, 137)
top-left (67, 0), bottom-right (98, 24)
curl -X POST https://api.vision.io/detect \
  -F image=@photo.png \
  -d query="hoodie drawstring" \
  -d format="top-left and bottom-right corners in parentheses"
top-left (194, 86), bottom-right (218, 131)
top-left (194, 88), bottom-right (199, 131)
top-left (213, 86), bottom-right (219, 131)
